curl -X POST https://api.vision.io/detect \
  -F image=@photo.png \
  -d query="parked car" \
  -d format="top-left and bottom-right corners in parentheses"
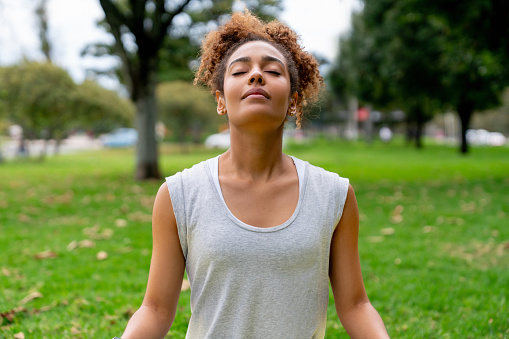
top-left (466, 129), bottom-right (506, 146)
top-left (101, 128), bottom-right (138, 148)
top-left (204, 129), bottom-right (230, 149)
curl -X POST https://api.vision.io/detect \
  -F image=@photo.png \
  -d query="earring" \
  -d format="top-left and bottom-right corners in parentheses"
top-left (287, 108), bottom-right (295, 116)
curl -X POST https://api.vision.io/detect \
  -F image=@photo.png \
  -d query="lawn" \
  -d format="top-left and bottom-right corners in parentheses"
top-left (1, 139), bottom-right (508, 338)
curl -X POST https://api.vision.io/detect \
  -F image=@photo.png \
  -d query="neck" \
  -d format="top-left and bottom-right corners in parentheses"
top-left (220, 124), bottom-right (287, 182)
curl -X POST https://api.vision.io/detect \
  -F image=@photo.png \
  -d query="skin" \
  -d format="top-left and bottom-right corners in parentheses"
top-left (120, 41), bottom-right (389, 338)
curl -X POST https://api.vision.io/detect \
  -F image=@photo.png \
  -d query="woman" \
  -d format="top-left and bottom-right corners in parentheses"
top-left (117, 11), bottom-right (389, 339)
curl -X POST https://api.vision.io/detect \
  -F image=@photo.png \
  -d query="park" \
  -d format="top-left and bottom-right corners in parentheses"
top-left (1, 139), bottom-right (508, 337)
top-left (1, 0), bottom-right (509, 338)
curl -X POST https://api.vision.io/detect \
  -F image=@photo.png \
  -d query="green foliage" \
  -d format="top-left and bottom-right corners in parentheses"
top-left (0, 62), bottom-right (134, 143)
top-left (0, 140), bottom-right (508, 337)
top-left (73, 80), bottom-right (135, 134)
top-left (0, 62), bottom-right (76, 140)
top-left (157, 81), bottom-right (220, 145)
top-left (331, 0), bottom-right (509, 152)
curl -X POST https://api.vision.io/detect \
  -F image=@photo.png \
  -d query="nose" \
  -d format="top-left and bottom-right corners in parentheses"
top-left (249, 70), bottom-right (265, 85)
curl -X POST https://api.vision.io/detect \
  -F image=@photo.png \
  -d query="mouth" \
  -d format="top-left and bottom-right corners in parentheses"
top-left (242, 88), bottom-right (269, 99)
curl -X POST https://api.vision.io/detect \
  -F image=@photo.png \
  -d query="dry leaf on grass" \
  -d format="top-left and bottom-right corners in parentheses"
top-left (67, 241), bottom-right (79, 251)
top-left (13, 332), bottom-right (25, 339)
top-left (96, 251), bottom-right (108, 260)
top-left (391, 205), bottom-right (404, 223)
top-left (20, 291), bottom-right (43, 304)
top-left (127, 212), bottom-right (152, 223)
top-left (115, 219), bottom-right (127, 227)
top-left (83, 225), bottom-right (114, 239)
top-left (368, 236), bottom-right (384, 243)
top-left (181, 279), bottom-right (190, 291)
top-left (18, 214), bottom-right (31, 222)
top-left (34, 250), bottom-right (57, 260)
top-left (0, 307), bottom-right (27, 322)
top-left (380, 227), bottom-right (395, 235)
top-left (79, 239), bottom-right (96, 248)
top-left (2, 267), bottom-right (11, 276)
top-left (423, 226), bottom-right (434, 233)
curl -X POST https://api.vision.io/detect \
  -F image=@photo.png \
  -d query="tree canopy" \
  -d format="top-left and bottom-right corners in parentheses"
top-left (0, 62), bottom-right (133, 158)
top-left (330, 0), bottom-right (509, 152)
top-left (157, 80), bottom-right (219, 151)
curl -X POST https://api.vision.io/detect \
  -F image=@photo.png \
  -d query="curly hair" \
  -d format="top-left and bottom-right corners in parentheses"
top-left (194, 11), bottom-right (324, 128)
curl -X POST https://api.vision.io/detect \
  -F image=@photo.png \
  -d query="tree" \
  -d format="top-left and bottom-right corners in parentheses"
top-left (35, 0), bottom-right (52, 62)
top-left (92, 0), bottom-right (282, 179)
top-left (338, 0), bottom-right (509, 153)
top-left (424, 0), bottom-right (509, 153)
top-left (0, 62), bottom-right (133, 158)
top-left (157, 81), bottom-right (218, 152)
top-left (73, 79), bottom-right (135, 134)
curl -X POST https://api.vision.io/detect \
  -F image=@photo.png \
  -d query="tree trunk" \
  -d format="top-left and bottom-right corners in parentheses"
top-left (134, 80), bottom-right (161, 180)
top-left (415, 118), bottom-right (423, 149)
top-left (408, 107), bottom-right (424, 149)
top-left (457, 97), bottom-right (473, 154)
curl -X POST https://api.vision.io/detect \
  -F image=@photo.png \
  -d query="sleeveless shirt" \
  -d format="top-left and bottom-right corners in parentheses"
top-left (165, 156), bottom-right (349, 339)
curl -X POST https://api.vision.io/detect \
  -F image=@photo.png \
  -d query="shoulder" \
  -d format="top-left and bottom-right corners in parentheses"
top-left (305, 160), bottom-right (349, 189)
top-left (165, 157), bottom-right (214, 185)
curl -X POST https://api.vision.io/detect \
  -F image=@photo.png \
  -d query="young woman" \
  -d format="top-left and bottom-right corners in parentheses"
top-left (117, 11), bottom-right (389, 339)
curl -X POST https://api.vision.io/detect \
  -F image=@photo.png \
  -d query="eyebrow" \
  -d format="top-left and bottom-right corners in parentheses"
top-left (228, 55), bottom-right (285, 70)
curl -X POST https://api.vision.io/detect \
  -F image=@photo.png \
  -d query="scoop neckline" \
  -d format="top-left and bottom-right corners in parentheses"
top-left (205, 155), bottom-right (308, 233)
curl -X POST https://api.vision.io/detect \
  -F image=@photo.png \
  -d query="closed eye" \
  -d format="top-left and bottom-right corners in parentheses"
top-left (267, 71), bottom-right (281, 75)
top-left (232, 72), bottom-right (246, 76)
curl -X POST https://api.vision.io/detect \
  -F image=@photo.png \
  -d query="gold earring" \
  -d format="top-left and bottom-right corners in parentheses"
top-left (288, 108), bottom-right (295, 116)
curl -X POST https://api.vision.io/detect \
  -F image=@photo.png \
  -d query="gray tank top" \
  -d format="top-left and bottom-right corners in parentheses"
top-left (166, 156), bottom-right (349, 338)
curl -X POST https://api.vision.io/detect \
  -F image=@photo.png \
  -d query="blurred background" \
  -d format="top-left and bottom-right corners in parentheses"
top-left (0, 0), bottom-right (506, 177)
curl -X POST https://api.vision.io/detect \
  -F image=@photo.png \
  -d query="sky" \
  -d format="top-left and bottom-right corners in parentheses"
top-left (0, 0), bottom-right (361, 86)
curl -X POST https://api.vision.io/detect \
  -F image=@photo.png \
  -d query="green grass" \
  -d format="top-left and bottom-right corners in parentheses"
top-left (1, 139), bottom-right (508, 338)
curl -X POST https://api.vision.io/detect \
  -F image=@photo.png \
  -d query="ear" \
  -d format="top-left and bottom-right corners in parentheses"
top-left (288, 92), bottom-right (298, 114)
top-left (216, 90), bottom-right (227, 115)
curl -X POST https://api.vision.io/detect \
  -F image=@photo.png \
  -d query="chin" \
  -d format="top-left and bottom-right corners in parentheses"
top-left (233, 114), bottom-right (286, 131)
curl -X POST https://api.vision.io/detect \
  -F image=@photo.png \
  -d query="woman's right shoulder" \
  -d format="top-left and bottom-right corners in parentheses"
top-left (165, 157), bottom-right (215, 187)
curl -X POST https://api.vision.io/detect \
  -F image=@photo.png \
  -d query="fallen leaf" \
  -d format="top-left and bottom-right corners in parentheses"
top-left (13, 332), bottom-right (25, 339)
top-left (71, 327), bottom-right (81, 335)
top-left (18, 214), bottom-right (31, 222)
top-left (34, 250), bottom-right (58, 260)
top-left (380, 228), bottom-right (395, 235)
top-left (66, 241), bottom-right (79, 251)
top-left (368, 236), bottom-right (384, 243)
top-left (20, 292), bottom-right (43, 304)
top-left (423, 226), bottom-right (434, 233)
top-left (2, 267), bottom-right (11, 277)
top-left (391, 215), bottom-right (403, 224)
top-left (391, 205), bottom-right (404, 223)
top-left (181, 279), bottom-right (190, 291)
top-left (100, 228), bottom-right (114, 239)
top-left (96, 251), bottom-right (108, 260)
top-left (127, 212), bottom-right (151, 223)
top-left (79, 239), bottom-right (96, 248)
top-left (115, 219), bottom-right (127, 227)
top-left (0, 307), bottom-right (27, 322)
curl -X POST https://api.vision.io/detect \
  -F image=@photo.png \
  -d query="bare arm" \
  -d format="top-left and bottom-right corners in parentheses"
top-left (329, 184), bottom-right (390, 339)
top-left (121, 183), bottom-right (186, 339)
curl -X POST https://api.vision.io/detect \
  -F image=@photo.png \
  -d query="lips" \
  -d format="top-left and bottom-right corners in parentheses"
top-left (242, 88), bottom-right (269, 99)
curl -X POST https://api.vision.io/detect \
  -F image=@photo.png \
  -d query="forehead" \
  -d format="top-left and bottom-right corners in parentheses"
top-left (227, 40), bottom-right (287, 66)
